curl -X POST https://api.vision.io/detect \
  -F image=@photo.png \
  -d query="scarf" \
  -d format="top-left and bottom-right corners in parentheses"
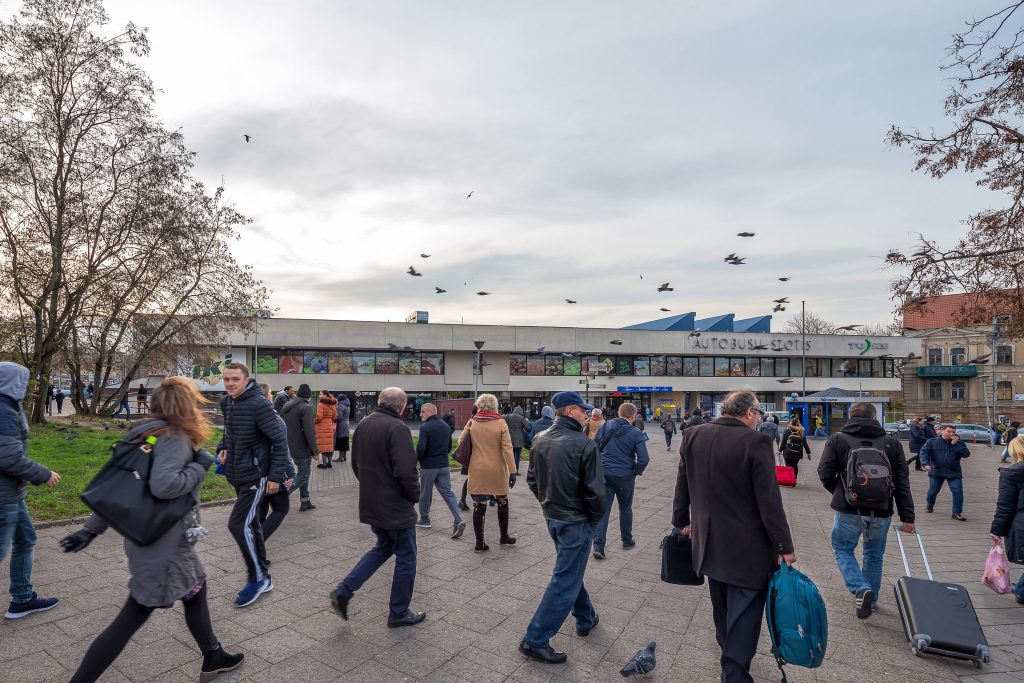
top-left (471, 411), bottom-right (504, 422)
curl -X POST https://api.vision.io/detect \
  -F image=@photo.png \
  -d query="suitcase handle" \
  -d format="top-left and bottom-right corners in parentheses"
top-left (893, 527), bottom-right (934, 581)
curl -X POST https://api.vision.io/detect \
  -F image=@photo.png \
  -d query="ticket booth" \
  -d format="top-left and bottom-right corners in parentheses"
top-left (784, 390), bottom-right (888, 438)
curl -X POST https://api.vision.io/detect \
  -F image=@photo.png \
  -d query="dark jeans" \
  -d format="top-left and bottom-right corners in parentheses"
top-left (512, 447), bottom-right (523, 472)
top-left (523, 520), bottom-right (597, 648)
top-left (295, 456), bottom-right (312, 502)
top-left (259, 489), bottom-right (290, 540)
top-left (228, 479), bottom-right (268, 584)
top-left (337, 526), bottom-right (416, 619)
top-left (112, 399), bottom-right (130, 418)
top-left (708, 578), bottom-right (767, 683)
top-left (593, 474), bottom-right (635, 552)
top-left (664, 431), bottom-right (674, 448)
top-left (68, 583), bottom-right (216, 683)
top-left (0, 501), bottom-right (36, 602)
top-left (926, 475), bottom-right (964, 515)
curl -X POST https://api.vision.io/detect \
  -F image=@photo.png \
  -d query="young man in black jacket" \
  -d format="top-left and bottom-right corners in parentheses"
top-left (281, 384), bottom-right (319, 511)
top-left (415, 403), bottom-right (464, 538)
top-left (817, 402), bottom-right (915, 619)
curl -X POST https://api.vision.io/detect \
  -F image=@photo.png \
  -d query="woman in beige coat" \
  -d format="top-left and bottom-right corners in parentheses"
top-left (461, 393), bottom-right (517, 551)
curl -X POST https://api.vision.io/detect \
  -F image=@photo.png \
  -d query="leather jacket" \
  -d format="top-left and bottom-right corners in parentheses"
top-left (526, 415), bottom-right (606, 524)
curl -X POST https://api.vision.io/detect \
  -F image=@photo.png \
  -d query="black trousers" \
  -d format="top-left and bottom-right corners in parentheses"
top-left (708, 578), bottom-right (767, 683)
top-left (69, 583), bottom-right (216, 683)
top-left (260, 488), bottom-right (290, 540)
top-left (228, 479), bottom-right (268, 584)
top-left (783, 456), bottom-right (801, 478)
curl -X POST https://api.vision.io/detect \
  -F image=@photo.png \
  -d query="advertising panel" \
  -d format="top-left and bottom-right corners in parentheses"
top-left (180, 348), bottom-right (246, 391)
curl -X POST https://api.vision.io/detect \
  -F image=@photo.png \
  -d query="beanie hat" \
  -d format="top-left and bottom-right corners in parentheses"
top-left (297, 384), bottom-right (312, 399)
top-left (541, 405), bottom-right (554, 418)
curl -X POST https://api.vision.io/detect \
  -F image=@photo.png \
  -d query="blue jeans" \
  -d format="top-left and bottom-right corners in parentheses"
top-left (813, 427), bottom-right (828, 439)
top-left (593, 475), bottom-right (635, 552)
top-left (419, 467), bottom-right (462, 526)
top-left (830, 512), bottom-right (890, 604)
top-left (112, 398), bottom-right (130, 418)
top-left (1014, 573), bottom-right (1024, 601)
top-left (524, 520), bottom-right (597, 647)
top-left (664, 432), bottom-right (674, 448)
top-left (926, 475), bottom-right (964, 515)
top-left (0, 501), bottom-right (37, 603)
top-left (337, 526), bottom-right (417, 619)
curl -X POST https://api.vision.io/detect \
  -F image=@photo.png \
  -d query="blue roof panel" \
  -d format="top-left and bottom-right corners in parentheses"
top-left (623, 312), bottom-right (696, 331)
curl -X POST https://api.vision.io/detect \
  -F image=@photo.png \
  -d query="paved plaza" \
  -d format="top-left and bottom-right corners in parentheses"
top-left (3, 436), bottom-right (1024, 682)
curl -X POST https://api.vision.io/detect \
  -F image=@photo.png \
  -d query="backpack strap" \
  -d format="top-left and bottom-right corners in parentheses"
top-left (597, 422), bottom-right (629, 452)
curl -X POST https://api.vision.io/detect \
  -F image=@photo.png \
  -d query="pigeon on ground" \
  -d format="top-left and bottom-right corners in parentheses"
top-left (407, 266), bottom-right (422, 276)
top-left (435, 287), bottom-right (446, 293)
top-left (777, 378), bottom-right (794, 384)
top-left (476, 291), bottom-right (491, 296)
top-left (737, 232), bottom-right (755, 237)
top-left (657, 283), bottom-right (673, 292)
top-left (620, 641), bottom-right (656, 677)
top-left (566, 299), bottom-right (577, 304)
top-left (243, 134), bottom-right (252, 142)
top-left (835, 325), bottom-right (861, 331)
top-left (610, 340), bottom-right (623, 345)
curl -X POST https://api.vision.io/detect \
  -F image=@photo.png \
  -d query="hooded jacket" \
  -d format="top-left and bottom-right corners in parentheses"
top-left (335, 395), bottom-right (351, 437)
top-left (0, 363), bottom-right (51, 503)
top-left (504, 406), bottom-right (530, 448)
top-left (282, 396), bottom-right (320, 459)
top-left (909, 421), bottom-right (936, 453)
top-left (992, 462), bottom-right (1024, 563)
top-left (314, 393), bottom-right (338, 453)
top-left (531, 406), bottom-right (554, 437)
top-left (817, 417), bottom-right (915, 522)
top-left (217, 380), bottom-right (289, 486)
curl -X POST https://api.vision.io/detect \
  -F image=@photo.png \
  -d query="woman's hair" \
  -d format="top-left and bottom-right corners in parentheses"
top-left (788, 420), bottom-right (804, 435)
top-left (148, 376), bottom-right (212, 448)
top-left (258, 382), bottom-right (272, 401)
top-left (1010, 435), bottom-right (1024, 464)
top-left (475, 393), bottom-right (499, 412)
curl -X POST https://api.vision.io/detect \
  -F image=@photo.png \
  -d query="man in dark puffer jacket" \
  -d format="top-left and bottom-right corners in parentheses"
top-left (216, 363), bottom-right (288, 607)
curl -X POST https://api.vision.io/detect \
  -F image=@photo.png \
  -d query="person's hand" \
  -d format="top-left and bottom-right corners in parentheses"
top-left (779, 552), bottom-right (797, 567)
top-left (266, 481), bottom-right (280, 494)
top-left (194, 449), bottom-right (214, 470)
top-left (284, 478), bottom-right (294, 491)
top-left (899, 522), bottom-right (916, 534)
top-left (923, 465), bottom-right (932, 472)
top-left (46, 471), bottom-right (61, 487)
top-left (217, 450), bottom-right (226, 465)
top-left (509, 474), bottom-right (517, 488)
top-left (992, 533), bottom-right (1003, 544)
top-left (60, 529), bottom-right (96, 553)
top-left (680, 525), bottom-right (691, 537)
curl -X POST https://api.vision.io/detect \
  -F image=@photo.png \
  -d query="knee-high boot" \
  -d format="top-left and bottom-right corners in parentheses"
top-left (497, 499), bottom-right (516, 545)
top-left (473, 503), bottom-right (489, 552)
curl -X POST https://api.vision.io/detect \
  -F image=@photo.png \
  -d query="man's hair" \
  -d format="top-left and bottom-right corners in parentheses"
top-left (941, 424), bottom-right (957, 432)
top-left (420, 402), bottom-right (437, 416)
top-left (721, 390), bottom-right (757, 417)
top-left (283, 385), bottom-right (293, 392)
top-left (848, 402), bottom-right (876, 419)
top-left (223, 362), bottom-right (250, 378)
top-left (1012, 420), bottom-right (1020, 429)
top-left (555, 407), bottom-right (573, 417)
top-left (378, 387), bottom-right (407, 413)
top-left (618, 402), bottom-right (638, 418)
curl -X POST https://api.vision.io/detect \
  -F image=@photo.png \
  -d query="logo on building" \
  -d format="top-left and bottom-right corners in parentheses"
top-left (848, 338), bottom-right (888, 356)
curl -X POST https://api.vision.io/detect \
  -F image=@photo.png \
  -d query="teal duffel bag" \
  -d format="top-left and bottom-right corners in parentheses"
top-left (764, 563), bottom-right (828, 682)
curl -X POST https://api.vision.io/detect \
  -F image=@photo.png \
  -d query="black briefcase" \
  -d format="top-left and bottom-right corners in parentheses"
top-left (660, 532), bottom-right (704, 585)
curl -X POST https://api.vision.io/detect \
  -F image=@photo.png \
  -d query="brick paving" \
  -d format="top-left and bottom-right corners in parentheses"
top-left (3, 436), bottom-right (1024, 682)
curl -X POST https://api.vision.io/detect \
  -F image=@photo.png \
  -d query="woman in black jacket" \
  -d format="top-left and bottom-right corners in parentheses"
top-left (779, 419), bottom-right (812, 481)
top-left (991, 435), bottom-right (1024, 603)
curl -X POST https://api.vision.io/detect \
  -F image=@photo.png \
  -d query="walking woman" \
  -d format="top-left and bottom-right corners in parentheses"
top-left (60, 377), bottom-right (243, 683)
top-left (460, 394), bottom-right (517, 551)
top-left (584, 408), bottom-right (605, 439)
top-left (257, 383), bottom-right (295, 541)
top-left (315, 392), bottom-right (338, 469)
top-left (992, 436), bottom-right (1024, 603)
top-left (779, 418), bottom-right (811, 482)
top-left (334, 393), bottom-right (351, 462)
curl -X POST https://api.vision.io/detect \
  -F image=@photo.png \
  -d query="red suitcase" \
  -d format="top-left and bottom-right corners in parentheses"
top-left (775, 452), bottom-right (796, 487)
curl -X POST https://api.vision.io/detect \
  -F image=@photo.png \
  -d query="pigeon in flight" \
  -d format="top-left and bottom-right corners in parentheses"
top-left (407, 266), bottom-right (422, 277)
top-left (838, 360), bottom-right (855, 375)
top-left (905, 352), bottom-right (921, 361)
top-left (659, 307), bottom-right (671, 312)
top-left (773, 305), bottom-right (786, 312)
top-left (737, 232), bottom-right (755, 237)
top-left (620, 642), bottom-right (656, 677)
top-left (772, 298), bottom-right (789, 304)
top-left (878, 354), bottom-right (892, 359)
top-left (387, 343), bottom-right (399, 349)
top-left (728, 257), bottom-right (746, 265)
top-left (688, 331), bottom-right (701, 338)
top-left (476, 291), bottom-right (491, 296)
top-left (967, 353), bottom-right (991, 364)
top-left (835, 325), bottom-right (861, 332)
top-left (778, 277), bottom-right (790, 282)
top-left (750, 344), bottom-right (769, 350)
top-left (724, 253), bottom-right (736, 262)
top-left (561, 352), bottom-right (576, 357)
top-left (420, 253), bottom-right (431, 258)
top-left (658, 283), bottom-right (673, 292)
top-left (435, 286), bottom-right (446, 293)
top-left (466, 191), bottom-right (474, 198)
top-left (610, 340), bottom-right (623, 345)
top-left (536, 347), bottom-right (546, 352)
top-left (243, 134), bottom-right (252, 142)
top-left (566, 299), bottom-right (577, 304)
top-left (777, 378), bottom-right (794, 384)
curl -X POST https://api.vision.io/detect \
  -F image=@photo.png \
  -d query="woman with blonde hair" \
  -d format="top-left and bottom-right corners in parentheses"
top-left (779, 418), bottom-right (811, 482)
top-left (991, 436), bottom-right (1024, 603)
top-left (460, 393), bottom-right (517, 551)
top-left (61, 377), bottom-right (243, 683)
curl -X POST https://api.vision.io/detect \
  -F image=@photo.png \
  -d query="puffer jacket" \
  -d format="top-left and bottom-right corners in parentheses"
top-left (314, 394), bottom-right (338, 453)
top-left (504, 407), bottom-right (530, 449)
top-left (527, 415), bottom-right (605, 524)
top-left (218, 380), bottom-right (289, 486)
top-left (992, 462), bottom-right (1024, 564)
top-left (0, 363), bottom-right (51, 503)
top-left (335, 395), bottom-right (351, 437)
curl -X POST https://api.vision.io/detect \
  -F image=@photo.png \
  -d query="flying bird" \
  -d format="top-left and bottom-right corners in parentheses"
top-left (968, 353), bottom-right (991, 365)
top-left (772, 298), bottom-right (789, 304)
top-left (778, 277), bottom-right (790, 282)
top-left (659, 308), bottom-right (671, 312)
top-left (536, 347), bottom-right (546, 352)
top-left (724, 253), bottom-right (736, 262)
top-left (243, 134), bottom-right (252, 143)
top-left (737, 232), bottom-right (755, 237)
top-left (657, 283), bottom-right (673, 292)
top-left (420, 253), bottom-right (431, 258)
top-left (620, 641), bottom-right (656, 677)
top-left (561, 352), bottom-right (576, 357)
top-left (835, 325), bottom-right (861, 332)
top-left (905, 352), bottom-right (921, 361)
top-left (838, 360), bottom-right (855, 375)
top-left (610, 340), bottom-right (623, 345)
top-left (728, 258), bottom-right (746, 265)
top-left (434, 286), bottom-right (446, 294)
top-left (566, 299), bottom-right (577, 304)
top-left (878, 354), bottom-right (892, 359)
top-left (466, 191), bottom-right (474, 198)
top-left (750, 344), bottom-right (769, 350)
top-left (476, 291), bottom-right (490, 296)
top-left (777, 378), bottom-right (794, 384)
top-left (688, 331), bottom-right (701, 338)
top-left (407, 266), bottom-right (422, 277)
top-left (773, 305), bottom-right (786, 312)
top-left (387, 343), bottom-right (399, 349)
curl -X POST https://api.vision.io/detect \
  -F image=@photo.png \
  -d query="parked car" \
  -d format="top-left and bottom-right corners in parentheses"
top-left (938, 423), bottom-right (995, 444)
top-left (884, 422), bottom-right (912, 440)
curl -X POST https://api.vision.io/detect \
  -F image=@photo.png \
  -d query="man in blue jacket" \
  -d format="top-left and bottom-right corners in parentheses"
top-left (592, 402), bottom-right (649, 560)
top-left (919, 425), bottom-right (971, 521)
top-left (415, 403), bottom-right (465, 538)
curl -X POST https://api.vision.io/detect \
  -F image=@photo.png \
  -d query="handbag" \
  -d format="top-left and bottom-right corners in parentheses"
top-left (453, 422), bottom-right (473, 467)
top-left (660, 532), bottom-right (704, 585)
top-left (80, 435), bottom-right (198, 546)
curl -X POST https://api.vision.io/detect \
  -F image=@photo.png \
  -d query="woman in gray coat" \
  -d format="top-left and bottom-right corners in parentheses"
top-left (60, 377), bottom-right (243, 683)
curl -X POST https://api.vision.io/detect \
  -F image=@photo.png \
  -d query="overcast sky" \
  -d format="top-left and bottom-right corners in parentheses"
top-left (99, 1), bottom-right (991, 330)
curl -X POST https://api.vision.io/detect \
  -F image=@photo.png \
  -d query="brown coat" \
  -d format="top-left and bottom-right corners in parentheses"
top-left (462, 417), bottom-right (516, 495)
top-left (314, 394), bottom-right (338, 454)
top-left (584, 417), bottom-right (605, 440)
top-left (672, 416), bottom-right (795, 590)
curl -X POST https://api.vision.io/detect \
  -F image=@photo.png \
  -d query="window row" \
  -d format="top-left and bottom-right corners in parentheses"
top-left (927, 345), bottom-right (1014, 366)
top-left (508, 355), bottom-right (896, 378)
top-left (927, 380), bottom-right (1015, 401)
top-left (254, 350), bottom-right (445, 375)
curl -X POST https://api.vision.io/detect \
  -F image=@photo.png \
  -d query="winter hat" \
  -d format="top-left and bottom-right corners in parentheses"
top-left (297, 384), bottom-right (312, 399)
top-left (541, 405), bottom-right (554, 418)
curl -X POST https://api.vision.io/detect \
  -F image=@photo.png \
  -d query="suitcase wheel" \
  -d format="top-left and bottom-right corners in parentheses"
top-left (911, 646), bottom-right (921, 658)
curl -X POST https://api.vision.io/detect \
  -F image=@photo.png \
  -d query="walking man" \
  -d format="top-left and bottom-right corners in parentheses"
top-left (415, 403), bottom-right (465, 539)
top-left (660, 413), bottom-right (678, 451)
top-left (673, 390), bottom-right (795, 683)
top-left (817, 402), bottom-right (915, 618)
top-left (685, 409), bottom-right (705, 430)
top-left (504, 406), bottom-right (530, 472)
top-left (45, 383), bottom-right (53, 416)
top-left (272, 385), bottom-right (294, 414)
top-left (331, 387), bottom-right (424, 628)
top-left (54, 388), bottom-right (65, 415)
top-left (281, 384), bottom-right (320, 511)
top-left (592, 402), bottom-right (649, 560)
top-left (757, 413), bottom-right (779, 447)
top-left (520, 391), bottom-right (605, 664)
top-left (0, 362), bottom-right (61, 619)
top-left (217, 363), bottom-right (289, 607)
top-left (920, 425), bottom-right (971, 520)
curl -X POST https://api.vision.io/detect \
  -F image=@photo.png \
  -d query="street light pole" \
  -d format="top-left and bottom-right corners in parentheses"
top-left (473, 340), bottom-right (485, 399)
top-left (801, 300), bottom-right (807, 397)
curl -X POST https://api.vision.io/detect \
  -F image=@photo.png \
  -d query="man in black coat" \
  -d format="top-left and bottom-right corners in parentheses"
top-left (673, 390), bottom-right (795, 683)
top-left (272, 385), bottom-right (294, 414)
top-left (281, 384), bottom-right (320, 511)
top-left (331, 387), bottom-right (424, 628)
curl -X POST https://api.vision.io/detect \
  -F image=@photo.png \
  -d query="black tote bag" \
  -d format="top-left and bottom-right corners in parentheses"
top-left (660, 532), bottom-right (705, 586)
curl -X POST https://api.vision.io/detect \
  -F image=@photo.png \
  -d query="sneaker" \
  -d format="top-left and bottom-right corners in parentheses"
top-left (416, 518), bottom-right (432, 529)
top-left (925, 506), bottom-right (933, 513)
top-left (330, 588), bottom-right (351, 620)
top-left (299, 500), bottom-right (316, 512)
top-left (593, 548), bottom-right (606, 560)
top-left (451, 521), bottom-right (466, 539)
top-left (5, 593), bottom-right (58, 620)
top-left (458, 501), bottom-right (470, 511)
top-left (952, 513), bottom-right (967, 521)
top-left (622, 541), bottom-right (636, 550)
top-left (200, 645), bottom-right (244, 682)
top-left (235, 576), bottom-right (273, 607)
top-left (855, 588), bottom-right (874, 619)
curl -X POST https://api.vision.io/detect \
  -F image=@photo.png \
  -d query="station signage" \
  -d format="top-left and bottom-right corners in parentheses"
top-left (690, 337), bottom-right (811, 352)
top-left (617, 386), bottom-right (673, 393)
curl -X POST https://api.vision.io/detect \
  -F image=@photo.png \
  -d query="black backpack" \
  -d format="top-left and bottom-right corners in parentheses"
top-left (839, 433), bottom-right (893, 511)
top-left (784, 433), bottom-right (805, 458)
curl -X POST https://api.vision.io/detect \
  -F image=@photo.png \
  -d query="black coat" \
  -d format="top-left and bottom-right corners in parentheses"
top-left (281, 397), bottom-right (319, 459)
top-left (992, 462), bottom-right (1024, 563)
top-left (351, 404), bottom-right (419, 530)
top-left (909, 422), bottom-right (936, 453)
top-left (672, 416), bottom-right (794, 590)
top-left (218, 380), bottom-right (289, 486)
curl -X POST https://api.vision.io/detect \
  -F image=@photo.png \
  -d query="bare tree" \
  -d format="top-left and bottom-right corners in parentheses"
top-left (781, 310), bottom-right (837, 334)
top-left (888, 3), bottom-right (1024, 336)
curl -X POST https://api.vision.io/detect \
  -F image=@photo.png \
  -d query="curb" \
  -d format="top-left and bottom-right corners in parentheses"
top-left (32, 497), bottom-right (238, 530)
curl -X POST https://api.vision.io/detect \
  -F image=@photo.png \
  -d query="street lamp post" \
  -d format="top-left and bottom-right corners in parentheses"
top-left (801, 300), bottom-right (807, 397)
top-left (473, 340), bottom-right (485, 399)
top-left (248, 310), bottom-right (272, 380)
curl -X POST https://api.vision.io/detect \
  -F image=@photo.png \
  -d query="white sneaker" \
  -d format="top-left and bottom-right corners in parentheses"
top-left (416, 518), bottom-right (432, 529)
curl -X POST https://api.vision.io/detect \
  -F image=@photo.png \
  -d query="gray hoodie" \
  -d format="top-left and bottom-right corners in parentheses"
top-left (0, 362), bottom-right (51, 503)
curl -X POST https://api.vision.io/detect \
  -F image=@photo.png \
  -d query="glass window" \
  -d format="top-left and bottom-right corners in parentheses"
top-left (650, 356), bottom-right (667, 376)
top-left (804, 359), bottom-right (819, 377)
top-left (884, 359), bottom-right (895, 378)
top-left (581, 355), bottom-right (599, 374)
top-left (681, 357), bottom-right (697, 377)
top-left (699, 357), bottom-right (714, 377)
top-left (951, 381), bottom-right (966, 400)
top-left (998, 345), bottom-right (1014, 365)
top-left (398, 352), bottom-right (420, 375)
top-left (279, 352), bottom-right (303, 374)
top-left (745, 358), bottom-right (761, 377)
top-left (375, 352), bottom-right (398, 374)
top-left (929, 382), bottom-right (942, 400)
top-left (544, 355), bottom-right (563, 376)
top-left (255, 349), bottom-right (280, 374)
top-left (303, 351), bottom-right (329, 374)
top-left (858, 360), bottom-right (872, 378)
top-left (509, 354), bottom-right (527, 376)
top-left (872, 359), bottom-right (884, 378)
top-left (421, 352), bottom-right (444, 375)
top-left (729, 359), bottom-right (745, 377)
top-left (928, 348), bottom-right (942, 365)
top-left (775, 358), bottom-right (789, 377)
top-left (998, 381), bottom-right (1014, 401)
top-left (597, 355), bottom-right (615, 374)
top-left (817, 359), bottom-right (831, 377)
top-left (950, 347), bottom-right (966, 365)
top-left (563, 356), bottom-right (581, 376)
top-left (715, 358), bottom-right (730, 377)
top-left (352, 353), bottom-right (375, 374)
top-left (616, 357), bottom-right (633, 375)
top-left (527, 355), bottom-right (545, 375)
top-left (633, 357), bottom-right (650, 376)
top-left (760, 358), bottom-right (774, 377)
top-left (328, 351), bottom-right (352, 374)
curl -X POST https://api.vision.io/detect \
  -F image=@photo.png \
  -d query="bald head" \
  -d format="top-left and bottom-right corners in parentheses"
top-left (420, 403), bottom-right (437, 418)
top-left (378, 387), bottom-right (407, 414)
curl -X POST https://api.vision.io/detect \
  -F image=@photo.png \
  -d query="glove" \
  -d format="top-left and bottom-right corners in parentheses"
top-left (60, 529), bottom-right (96, 553)
top-left (509, 474), bottom-right (517, 488)
top-left (194, 448), bottom-right (215, 470)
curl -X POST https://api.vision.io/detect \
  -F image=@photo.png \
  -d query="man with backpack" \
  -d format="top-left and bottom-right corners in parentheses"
top-left (659, 414), bottom-right (677, 451)
top-left (592, 403), bottom-right (649, 560)
top-left (817, 402), bottom-right (915, 619)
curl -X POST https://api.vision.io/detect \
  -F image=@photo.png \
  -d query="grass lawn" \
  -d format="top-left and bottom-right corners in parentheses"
top-left (25, 423), bottom-right (234, 521)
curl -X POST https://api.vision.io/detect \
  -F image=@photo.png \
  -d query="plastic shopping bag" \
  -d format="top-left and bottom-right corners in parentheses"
top-left (983, 540), bottom-right (1012, 595)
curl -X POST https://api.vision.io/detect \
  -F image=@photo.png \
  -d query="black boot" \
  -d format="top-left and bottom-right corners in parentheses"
top-left (497, 500), bottom-right (516, 545)
top-left (200, 644), bottom-right (244, 682)
top-left (473, 503), bottom-right (489, 552)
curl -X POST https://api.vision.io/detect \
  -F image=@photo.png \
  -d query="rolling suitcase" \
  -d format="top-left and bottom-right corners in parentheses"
top-left (775, 451), bottom-right (796, 487)
top-left (892, 528), bottom-right (990, 668)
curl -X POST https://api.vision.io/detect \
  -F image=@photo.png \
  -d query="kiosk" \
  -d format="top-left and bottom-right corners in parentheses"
top-left (784, 388), bottom-right (889, 438)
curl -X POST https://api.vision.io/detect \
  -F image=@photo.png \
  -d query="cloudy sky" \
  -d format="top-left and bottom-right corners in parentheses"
top-left (100, 0), bottom-right (992, 330)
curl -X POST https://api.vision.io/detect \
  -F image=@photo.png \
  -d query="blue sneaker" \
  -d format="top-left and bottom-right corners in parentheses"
top-left (5, 593), bottom-right (58, 619)
top-left (234, 576), bottom-right (273, 607)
